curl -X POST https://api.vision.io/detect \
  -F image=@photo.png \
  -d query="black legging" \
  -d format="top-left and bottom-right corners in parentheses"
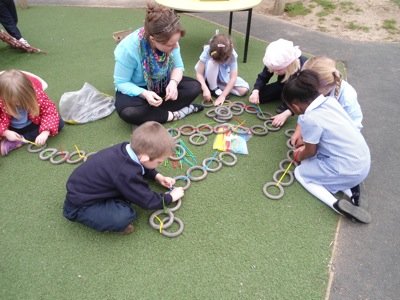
top-left (115, 76), bottom-right (201, 125)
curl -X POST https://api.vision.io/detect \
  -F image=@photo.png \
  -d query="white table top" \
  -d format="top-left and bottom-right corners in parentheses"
top-left (155, 0), bottom-right (262, 12)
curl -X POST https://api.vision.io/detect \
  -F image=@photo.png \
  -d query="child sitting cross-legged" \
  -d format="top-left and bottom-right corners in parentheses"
top-left (63, 121), bottom-right (184, 234)
top-left (282, 70), bottom-right (371, 223)
top-left (0, 69), bottom-right (64, 156)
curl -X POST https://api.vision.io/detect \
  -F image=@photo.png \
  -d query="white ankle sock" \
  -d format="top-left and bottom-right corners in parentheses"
top-left (173, 105), bottom-right (198, 121)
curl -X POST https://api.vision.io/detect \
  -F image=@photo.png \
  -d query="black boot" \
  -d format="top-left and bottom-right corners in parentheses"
top-left (350, 184), bottom-right (360, 206)
top-left (334, 199), bottom-right (371, 224)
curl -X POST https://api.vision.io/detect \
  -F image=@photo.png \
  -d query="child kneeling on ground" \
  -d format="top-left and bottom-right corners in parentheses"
top-left (282, 70), bottom-right (371, 223)
top-left (63, 121), bottom-right (184, 234)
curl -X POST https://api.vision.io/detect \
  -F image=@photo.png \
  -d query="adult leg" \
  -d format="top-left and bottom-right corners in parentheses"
top-left (115, 92), bottom-right (169, 125)
top-left (159, 77), bottom-right (203, 121)
top-left (0, 0), bottom-right (22, 39)
top-left (163, 76), bottom-right (202, 111)
top-left (71, 199), bottom-right (137, 232)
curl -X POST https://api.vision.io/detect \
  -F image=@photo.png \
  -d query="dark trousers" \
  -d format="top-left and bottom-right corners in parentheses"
top-left (0, 0), bottom-right (22, 39)
top-left (10, 119), bottom-right (64, 141)
top-left (258, 81), bottom-right (285, 104)
top-left (115, 76), bottom-right (201, 125)
top-left (63, 199), bottom-right (137, 232)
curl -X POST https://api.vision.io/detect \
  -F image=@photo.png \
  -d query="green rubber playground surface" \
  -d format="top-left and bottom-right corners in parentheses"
top-left (0, 6), bottom-right (338, 300)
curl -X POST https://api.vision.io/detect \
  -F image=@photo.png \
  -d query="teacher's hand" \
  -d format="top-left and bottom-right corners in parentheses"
top-left (142, 90), bottom-right (163, 107)
top-left (164, 80), bottom-right (178, 101)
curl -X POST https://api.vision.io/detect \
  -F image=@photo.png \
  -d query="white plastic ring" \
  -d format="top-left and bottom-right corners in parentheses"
top-left (273, 169), bottom-right (294, 187)
top-left (263, 182), bottom-right (285, 200)
top-left (189, 133), bottom-right (208, 146)
top-left (202, 157), bottom-right (223, 172)
top-left (160, 216), bottom-right (184, 238)
top-left (27, 143), bottom-right (47, 153)
top-left (218, 152), bottom-right (237, 166)
top-left (186, 165), bottom-right (208, 181)
top-left (149, 209), bottom-right (174, 230)
top-left (39, 148), bottom-right (57, 160)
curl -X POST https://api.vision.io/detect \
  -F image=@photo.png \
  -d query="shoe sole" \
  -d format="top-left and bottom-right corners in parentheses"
top-left (337, 199), bottom-right (372, 224)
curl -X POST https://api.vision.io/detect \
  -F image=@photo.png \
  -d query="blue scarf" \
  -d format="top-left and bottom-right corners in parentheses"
top-left (138, 27), bottom-right (172, 94)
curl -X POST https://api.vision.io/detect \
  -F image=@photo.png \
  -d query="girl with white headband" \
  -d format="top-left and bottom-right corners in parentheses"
top-left (249, 38), bottom-right (308, 127)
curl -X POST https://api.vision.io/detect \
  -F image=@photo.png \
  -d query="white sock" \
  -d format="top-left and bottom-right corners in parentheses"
top-left (294, 168), bottom-right (341, 214)
top-left (172, 105), bottom-right (199, 121)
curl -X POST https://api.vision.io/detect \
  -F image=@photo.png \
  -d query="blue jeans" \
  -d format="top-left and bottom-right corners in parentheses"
top-left (63, 199), bottom-right (137, 232)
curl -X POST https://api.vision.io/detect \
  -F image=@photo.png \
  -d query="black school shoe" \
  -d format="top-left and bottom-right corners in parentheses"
top-left (210, 88), bottom-right (230, 100)
top-left (334, 199), bottom-right (372, 224)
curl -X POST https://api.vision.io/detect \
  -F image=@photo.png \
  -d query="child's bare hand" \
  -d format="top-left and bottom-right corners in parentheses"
top-left (271, 110), bottom-right (291, 127)
top-left (35, 131), bottom-right (50, 145)
top-left (170, 187), bottom-right (184, 202)
top-left (249, 91), bottom-right (260, 104)
top-left (155, 174), bottom-right (175, 189)
top-left (203, 89), bottom-right (212, 101)
top-left (293, 145), bottom-right (305, 162)
top-left (214, 95), bottom-right (225, 106)
top-left (291, 132), bottom-right (304, 148)
top-left (3, 130), bottom-right (22, 142)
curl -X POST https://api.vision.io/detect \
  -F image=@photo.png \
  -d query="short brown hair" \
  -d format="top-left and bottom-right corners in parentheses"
top-left (130, 121), bottom-right (176, 160)
top-left (0, 69), bottom-right (39, 118)
top-left (208, 33), bottom-right (233, 63)
top-left (144, 2), bottom-right (185, 43)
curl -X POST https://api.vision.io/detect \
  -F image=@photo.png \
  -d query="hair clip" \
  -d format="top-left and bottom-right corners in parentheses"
top-left (217, 44), bottom-right (226, 48)
top-left (210, 50), bottom-right (217, 56)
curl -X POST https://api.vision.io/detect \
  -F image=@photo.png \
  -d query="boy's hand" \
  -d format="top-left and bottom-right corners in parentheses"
top-left (155, 174), bottom-right (176, 189)
top-left (170, 187), bottom-right (184, 202)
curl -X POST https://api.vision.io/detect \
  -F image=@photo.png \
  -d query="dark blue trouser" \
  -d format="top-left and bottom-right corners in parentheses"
top-left (11, 119), bottom-right (64, 141)
top-left (63, 199), bottom-right (137, 232)
top-left (0, 0), bottom-right (22, 39)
